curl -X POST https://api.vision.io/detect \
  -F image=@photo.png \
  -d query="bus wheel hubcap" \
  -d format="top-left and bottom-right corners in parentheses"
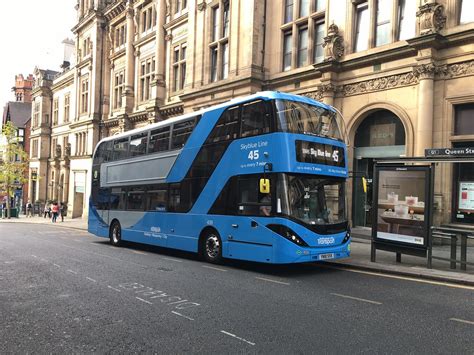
top-left (206, 235), bottom-right (220, 258)
top-left (113, 226), bottom-right (120, 243)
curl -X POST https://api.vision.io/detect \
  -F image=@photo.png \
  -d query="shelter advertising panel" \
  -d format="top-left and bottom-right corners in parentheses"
top-left (373, 165), bottom-right (431, 250)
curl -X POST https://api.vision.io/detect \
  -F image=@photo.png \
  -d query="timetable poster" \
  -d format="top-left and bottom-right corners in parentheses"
top-left (459, 182), bottom-right (474, 212)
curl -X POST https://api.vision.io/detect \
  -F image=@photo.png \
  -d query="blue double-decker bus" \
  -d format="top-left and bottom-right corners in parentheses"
top-left (88, 91), bottom-right (350, 263)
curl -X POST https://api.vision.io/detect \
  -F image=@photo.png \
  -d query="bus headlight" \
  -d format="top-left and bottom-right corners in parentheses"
top-left (267, 224), bottom-right (308, 247)
top-left (342, 231), bottom-right (351, 244)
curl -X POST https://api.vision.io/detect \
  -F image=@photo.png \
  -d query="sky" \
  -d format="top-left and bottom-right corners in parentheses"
top-left (0, 0), bottom-right (77, 107)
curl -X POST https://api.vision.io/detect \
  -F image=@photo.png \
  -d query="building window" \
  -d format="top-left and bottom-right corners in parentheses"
top-left (283, 31), bottom-right (292, 71)
top-left (297, 27), bottom-right (308, 67)
top-left (299, 0), bottom-right (310, 17)
top-left (115, 23), bottom-right (126, 49)
top-left (52, 98), bottom-right (59, 126)
top-left (63, 136), bottom-right (69, 156)
top-left (141, 4), bottom-right (156, 34)
top-left (32, 139), bottom-right (38, 158)
top-left (33, 102), bottom-right (40, 127)
top-left (113, 70), bottom-right (125, 109)
top-left (354, 2), bottom-right (369, 52)
top-left (397, 0), bottom-right (416, 40)
top-left (209, 1), bottom-right (229, 83)
top-left (284, 0), bottom-right (293, 23)
top-left (314, 0), bottom-right (325, 12)
top-left (454, 104), bottom-right (474, 135)
top-left (80, 77), bottom-right (89, 114)
top-left (64, 94), bottom-right (70, 123)
top-left (52, 137), bottom-right (58, 157)
top-left (375, 0), bottom-right (391, 47)
top-left (139, 58), bottom-right (155, 101)
top-left (82, 37), bottom-right (91, 59)
top-left (172, 45), bottom-right (186, 91)
top-left (459, 0), bottom-right (474, 24)
top-left (282, 0), bottom-right (325, 70)
top-left (314, 21), bottom-right (325, 63)
top-left (174, 0), bottom-right (187, 15)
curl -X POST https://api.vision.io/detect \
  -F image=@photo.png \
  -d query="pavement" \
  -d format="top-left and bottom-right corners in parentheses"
top-left (1, 214), bottom-right (473, 286)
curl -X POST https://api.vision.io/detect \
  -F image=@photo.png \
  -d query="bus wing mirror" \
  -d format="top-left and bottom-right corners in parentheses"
top-left (259, 178), bottom-right (270, 194)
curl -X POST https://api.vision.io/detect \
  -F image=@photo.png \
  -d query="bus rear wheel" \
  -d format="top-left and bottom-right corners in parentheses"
top-left (109, 221), bottom-right (122, 247)
top-left (202, 230), bottom-right (222, 264)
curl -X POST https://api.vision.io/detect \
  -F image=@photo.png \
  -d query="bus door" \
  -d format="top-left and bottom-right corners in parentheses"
top-left (228, 176), bottom-right (274, 261)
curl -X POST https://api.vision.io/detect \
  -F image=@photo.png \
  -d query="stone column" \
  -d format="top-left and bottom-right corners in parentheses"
top-left (151, 0), bottom-right (167, 106)
top-left (123, 1), bottom-right (136, 113)
top-left (414, 63), bottom-right (436, 157)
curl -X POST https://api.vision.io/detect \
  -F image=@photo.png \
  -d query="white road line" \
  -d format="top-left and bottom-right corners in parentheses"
top-left (136, 297), bottom-right (153, 305)
top-left (331, 293), bottom-right (382, 305)
top-left (220, 330), bottom-right (255, 346)
top-left (255, 277), bottom-right (290, 285)
top-left (202, 265), bottom-right (227, 272)
top-left (131, 250), bottom-right (147, 255)
top-left (31, 255), bottom-right (38, 258)
top-left (450, 318), bottom-right (474, 326)
top-left (53, 263), bottom-right (61, 268)
top-left (326, 265), bottom-right (474, 291)
top-left (86, 277), bottom-right (97, 283)
top-left (4, 261), bottom-right (15, 264)
top-left (67, 269), bottom-right (78, 275)
top-left (107, 285), bottom-right (122, 292)
top-left (172, 311), bottom-right (194, 321)
top-left (163, 257), bottom-right (183, 263)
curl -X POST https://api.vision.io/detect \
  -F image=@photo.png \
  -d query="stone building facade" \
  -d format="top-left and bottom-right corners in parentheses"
top-left (29, 0), bottom-right (474, 225)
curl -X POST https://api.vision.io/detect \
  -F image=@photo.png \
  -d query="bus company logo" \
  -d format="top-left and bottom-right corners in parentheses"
top-left (151, 226), bottom-right (161, 233)
top-left (317, 237), bottom-right (335, 245)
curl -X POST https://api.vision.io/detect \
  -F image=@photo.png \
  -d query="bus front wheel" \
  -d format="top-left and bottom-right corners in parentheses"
top-left (109, 221), bottom-right (122, 247)
top-left (202, 230), bottom-right (222, 264)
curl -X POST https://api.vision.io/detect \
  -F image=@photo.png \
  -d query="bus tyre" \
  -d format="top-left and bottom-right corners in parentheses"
top-left (203, 230), bottom-right (222, 264)
top-left (110, 221), bottom-right (122, 247)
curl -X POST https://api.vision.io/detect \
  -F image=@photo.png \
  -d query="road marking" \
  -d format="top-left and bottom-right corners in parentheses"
top-left (108, 285), bottom-right (122, 292)
top-left (331, 293), bottom-right (382, 305)
top-left (255, 277), bottom-right (290, 285)
top-left (202, 265), bottom-right (227, 272)
top-left (53, 263), bottom-right (61, 268)
top-left (4, 261), bottom-right (15, 264)
top-left (450, 318), bottom-right (474, 326)
top-left (329, 266), bottom-right (474, 291)
top-left (31, 255), bottom-right (38, 258)
top-left (67, 269), bottom-right (78, 275)
top-left (86, 277), bottom-right (97, 283)
top-left (172, 311), bottom-right (194, 321)
top-left (163, 257), bottom-right (183, 263)
top-left (136, 297), bottom-right (153, 305)
top-left (220, 330), bottom-right (255, 346)
top-left (131, 250), bottom-right (147, 255)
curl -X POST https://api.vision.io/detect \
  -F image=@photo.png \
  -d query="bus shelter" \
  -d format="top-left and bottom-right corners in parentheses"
top-left (370, 150), bottom-right (474, 271)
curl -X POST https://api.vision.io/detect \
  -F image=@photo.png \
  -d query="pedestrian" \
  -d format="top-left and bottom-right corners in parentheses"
top-left (43, 203), bottom-right (51, 218)
top-left (51, 202), bottom-right (59, 223)
top-left (26, 200), bottom-right (33, 217)
top-left (60, 202), bottom-right (65, 222)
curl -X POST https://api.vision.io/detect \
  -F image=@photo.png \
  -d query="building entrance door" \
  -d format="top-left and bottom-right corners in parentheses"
top-left (352, 109), bottom-right (406, 228)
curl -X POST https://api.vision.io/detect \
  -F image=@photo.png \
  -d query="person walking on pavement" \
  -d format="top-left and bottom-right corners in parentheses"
top-left (26, 201), bottom-right (33, 217)
top-left (59, 202), bottom-right (65, 222)
top-left (43, 203), bottom-right (51, 218)
top-left (51, 202), bottom-right (59, 223)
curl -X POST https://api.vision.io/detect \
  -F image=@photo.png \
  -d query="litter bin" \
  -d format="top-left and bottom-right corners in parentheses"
top-left (10, 208), bottom-right (18, 218)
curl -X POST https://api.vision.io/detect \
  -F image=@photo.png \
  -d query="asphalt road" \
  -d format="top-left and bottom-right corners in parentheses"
top-left (0, 223), bottom-right (473, 354)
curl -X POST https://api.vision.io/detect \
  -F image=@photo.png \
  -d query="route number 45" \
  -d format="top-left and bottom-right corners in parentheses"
top-left (248, 150), bottom-right (260, 160)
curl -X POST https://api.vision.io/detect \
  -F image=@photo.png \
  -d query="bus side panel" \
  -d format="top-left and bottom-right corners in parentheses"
top-left (88, 200), bottom-right (109, 238)
top-left (165, 214), bottom-right (200, 253)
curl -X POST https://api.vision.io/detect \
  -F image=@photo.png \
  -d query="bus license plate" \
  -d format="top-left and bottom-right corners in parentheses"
top-left (319, 253), bottom-right (334, 260)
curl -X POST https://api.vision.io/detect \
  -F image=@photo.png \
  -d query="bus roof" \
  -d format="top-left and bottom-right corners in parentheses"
top-left (96, 91), bottom-right (335, 145)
